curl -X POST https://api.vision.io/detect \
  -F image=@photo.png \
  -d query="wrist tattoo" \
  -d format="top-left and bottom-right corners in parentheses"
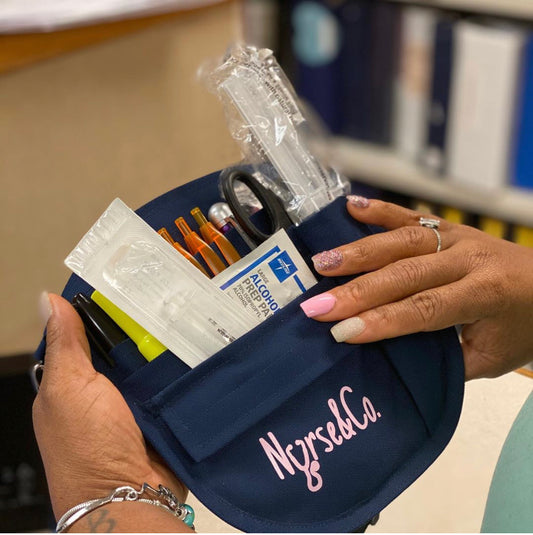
top-left (87, 509), bottom-right (116, 533)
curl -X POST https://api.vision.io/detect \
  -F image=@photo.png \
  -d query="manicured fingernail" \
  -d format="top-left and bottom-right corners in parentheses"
top-left (312, 249), bottom-right (343, 271)
top-left (347, 195), bottom-right (370, 208)
top-left (330, 317), bottom-right (366, 343)
top-left (39, 291), bottom-right (52, 326)
top-left (300, 293), bottom-right (336, 318)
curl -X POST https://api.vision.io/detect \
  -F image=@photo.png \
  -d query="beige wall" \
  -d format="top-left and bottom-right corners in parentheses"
top-left (0, 2), bottom-right (243, 355)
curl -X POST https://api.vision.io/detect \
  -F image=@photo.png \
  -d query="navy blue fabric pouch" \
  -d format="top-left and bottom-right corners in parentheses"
top-left (36, 170), bottom-right (464, 532)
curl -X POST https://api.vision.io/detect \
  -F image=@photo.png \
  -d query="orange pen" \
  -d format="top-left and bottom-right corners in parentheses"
top-left (157, 227), bottom-right (210, 277)
top-left (175, 217), bottom-right (226, 276)
top-left (191, 207), bottom-right (241, 265)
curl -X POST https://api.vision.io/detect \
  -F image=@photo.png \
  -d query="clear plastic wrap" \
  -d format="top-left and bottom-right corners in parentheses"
top-left (65, 198), bottom-right (259, 368)
top-left (201, 44), bottom-right (349, 224)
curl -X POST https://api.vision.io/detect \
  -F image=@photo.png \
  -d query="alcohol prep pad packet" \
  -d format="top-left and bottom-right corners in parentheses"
top-left (213, 229), bottom-right (317, 321)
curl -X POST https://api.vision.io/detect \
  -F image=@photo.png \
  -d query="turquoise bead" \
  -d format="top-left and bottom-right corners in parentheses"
top-left (182, 504), bottom-right (195, 528)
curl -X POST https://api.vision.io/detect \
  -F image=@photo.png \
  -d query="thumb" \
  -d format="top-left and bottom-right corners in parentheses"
top-left (40, 292), bottom-right (95, 388)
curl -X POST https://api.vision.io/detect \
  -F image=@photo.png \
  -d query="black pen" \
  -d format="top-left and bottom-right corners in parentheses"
top-left (72, 293), bottom-right (127, 367)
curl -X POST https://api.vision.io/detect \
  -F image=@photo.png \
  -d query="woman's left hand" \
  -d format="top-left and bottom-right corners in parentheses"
top-left (300, 196), bottom-right (533, 381)
top-left (33, 293), bottom-right (188, 523)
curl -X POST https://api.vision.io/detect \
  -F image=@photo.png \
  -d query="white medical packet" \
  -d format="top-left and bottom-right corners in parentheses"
top-left (212, 229), bottom-right (317, 321)
top-left (64, 198), bottom-right (259, 369)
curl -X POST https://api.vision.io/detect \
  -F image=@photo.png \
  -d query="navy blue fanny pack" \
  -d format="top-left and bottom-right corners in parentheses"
top-left (36, 170), bottom-right (464, 532)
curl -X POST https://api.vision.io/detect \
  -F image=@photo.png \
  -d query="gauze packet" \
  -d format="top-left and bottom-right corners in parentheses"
top-left (65, 198), bottom-right (260, 368)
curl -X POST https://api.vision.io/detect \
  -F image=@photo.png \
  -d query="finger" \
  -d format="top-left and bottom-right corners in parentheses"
top-left (312, 224), bottom-right (451, 276)
top-left (346, 196), bottom-right (448, 231)
top-left (459, 321), bottom-right (525, 381)
top-left (460, 323), bottom-right (501, 381)
top-left (40, 293), bottom-right (95, 389)
top-left (328, 276), bottom-right (492, 344)
top-left (302, 249), bottom-right (468, 321)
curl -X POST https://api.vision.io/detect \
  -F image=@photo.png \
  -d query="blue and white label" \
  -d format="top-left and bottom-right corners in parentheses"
top-left (269, 251), bottom-right (298, 283)
top-left (213, 230), bottom-right (317, 321)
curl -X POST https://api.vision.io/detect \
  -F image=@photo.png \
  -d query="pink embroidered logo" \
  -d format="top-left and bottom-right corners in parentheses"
top-left (259, 386), bottom-right (382, 492)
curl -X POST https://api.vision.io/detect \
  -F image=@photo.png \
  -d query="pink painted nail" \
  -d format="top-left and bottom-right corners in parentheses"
top-left (300, 293), bottom-right (336, 318)
top-left (312, 249), bottom-right (343, 271)
top-left (347, 195), bottom-right (370, 208)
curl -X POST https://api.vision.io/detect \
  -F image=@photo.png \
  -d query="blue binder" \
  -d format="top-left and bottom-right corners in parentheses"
top-left (424, 17), bottom-right (455, 173)
top-left (339, 1), bottom-right (401, 144)
top-left (289, 0), bottom-right (346, 133)
top-left (512, 34), bottom-right (533, 189)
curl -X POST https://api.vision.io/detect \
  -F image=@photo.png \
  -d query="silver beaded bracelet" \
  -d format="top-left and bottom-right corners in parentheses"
top-left (56, 483), bottom-right (195, 532)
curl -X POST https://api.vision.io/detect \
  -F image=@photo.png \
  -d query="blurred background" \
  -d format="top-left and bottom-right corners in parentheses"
top-left (0, 0), bottom-right (531, 531)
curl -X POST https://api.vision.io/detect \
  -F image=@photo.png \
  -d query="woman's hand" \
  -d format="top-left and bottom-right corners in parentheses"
top-left (32, 293), bottom-right (188, 524)
top-left (300, 196), bottom-right (533, 381)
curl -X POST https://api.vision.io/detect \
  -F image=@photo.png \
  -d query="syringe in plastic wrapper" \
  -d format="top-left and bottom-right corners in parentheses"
top-left (65, 198), bottom-right (260, 369)
top-left (206, 45), bottom-right (349, 224)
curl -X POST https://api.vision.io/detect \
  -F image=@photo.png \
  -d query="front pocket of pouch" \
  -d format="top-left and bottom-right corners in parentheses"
top-left (141, 278), bottom-right (350, 463)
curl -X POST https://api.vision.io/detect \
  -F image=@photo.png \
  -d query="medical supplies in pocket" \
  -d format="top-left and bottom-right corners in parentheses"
top-left (35, 169), bottom-right (464, 533)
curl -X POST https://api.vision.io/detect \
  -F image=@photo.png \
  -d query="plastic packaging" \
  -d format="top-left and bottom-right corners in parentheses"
top-left (201, 44), bottom-right (350, 224)
top-left (65, 198), bottom-right (260, 368)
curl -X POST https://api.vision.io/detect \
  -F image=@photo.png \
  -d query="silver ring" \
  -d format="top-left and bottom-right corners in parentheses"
top-left (31, 361), bottom-right (44, 392)
top-left (419, 217), bottom-right (442, 253)
top-left (419, 217), bottom-right (440, 229)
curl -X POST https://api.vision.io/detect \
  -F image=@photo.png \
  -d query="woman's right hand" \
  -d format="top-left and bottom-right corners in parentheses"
top-left (301, 197), bottom-right (533, 380)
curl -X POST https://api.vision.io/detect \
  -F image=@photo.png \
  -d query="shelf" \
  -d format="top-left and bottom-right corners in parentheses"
top-left (389, 0), bottom-right (533, 20)
top-left (329, 138), bottom-right (533, 227)
top-left (0, 1), bottom-right (231, 75)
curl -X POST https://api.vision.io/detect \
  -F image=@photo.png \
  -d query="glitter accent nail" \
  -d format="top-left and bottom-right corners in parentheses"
top-left (347, 195), bottom-right (370, 208)
top-left (330, 317), bottom-right (366, 343)
top-left (312, 249), bottom-right (343, 272)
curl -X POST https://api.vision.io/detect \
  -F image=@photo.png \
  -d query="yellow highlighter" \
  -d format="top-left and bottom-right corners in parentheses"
top-left (91, 291), bottom-right (166, 361)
